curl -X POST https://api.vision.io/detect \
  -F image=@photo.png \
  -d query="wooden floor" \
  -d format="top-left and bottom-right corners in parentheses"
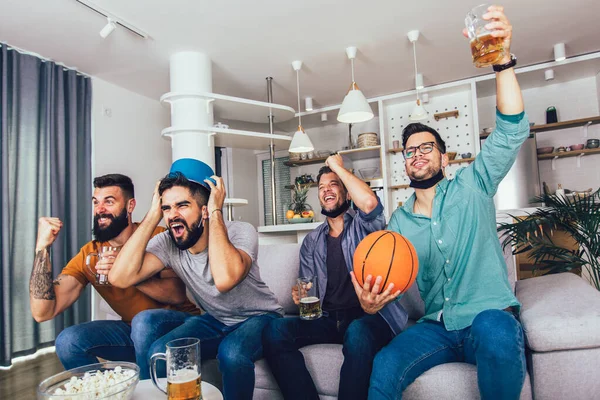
top-left (0, 352), bottom-right (64, 399)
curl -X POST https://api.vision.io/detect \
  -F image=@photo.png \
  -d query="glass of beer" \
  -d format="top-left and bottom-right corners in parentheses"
top-left (465, 4), bottom-right (506, 67)
top-left (85, 245), bottom-right (120, 285)
top-left (298, 276), bottom-right (322, 320)
top-left (150, 337), bottom-right (202, 400)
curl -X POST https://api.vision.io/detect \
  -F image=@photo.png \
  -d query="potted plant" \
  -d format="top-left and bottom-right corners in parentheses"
top-left (497, 190), bottom-right (600, 290)
top-left (286, 183), bottom-right (314, 223)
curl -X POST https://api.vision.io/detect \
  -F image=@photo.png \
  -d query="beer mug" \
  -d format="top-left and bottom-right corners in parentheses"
top-left (150, 338), bottom-right (202, 400)
top-left (465, 4), bottom-right (506, 67)
top-left (85, 246), bottom-right (120, 285)
top-left (297, 277), bottom-right (322, 320)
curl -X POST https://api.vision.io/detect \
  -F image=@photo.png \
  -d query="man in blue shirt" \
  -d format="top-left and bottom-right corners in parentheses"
top-left (369, 6), bottom-right (529, 400)
top-left (262, 154), bottom-right (408, 400)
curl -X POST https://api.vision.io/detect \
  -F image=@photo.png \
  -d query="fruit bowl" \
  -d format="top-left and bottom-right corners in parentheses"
top-left (37, 361), bottom-right (140, 399)
top-left (287, 217), bottom-right (314, 224)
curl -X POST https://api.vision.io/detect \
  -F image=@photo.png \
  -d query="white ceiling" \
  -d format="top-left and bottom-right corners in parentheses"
top-left (1, 0), bottom-right (600, 112)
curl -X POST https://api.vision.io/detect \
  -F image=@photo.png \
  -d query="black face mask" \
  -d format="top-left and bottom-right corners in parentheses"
top-left (321, 200), bottom-right (351, 218)
top-left (168, 216), bottom-right (204, 250)
top-left (93, 207), bottom-right (129, 242)
top-left (409, 169), bottom-right (445, 189)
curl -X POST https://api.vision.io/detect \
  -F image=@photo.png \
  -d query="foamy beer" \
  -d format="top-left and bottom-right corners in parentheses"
top-left (465, 4), bottom-right (505, 67)
top-left (150, 338), bottom-right (202, 400)
top-left (298, 277), bottom-right (322, 320)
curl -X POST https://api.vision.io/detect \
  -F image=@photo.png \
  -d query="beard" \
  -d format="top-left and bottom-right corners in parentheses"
top-left (407, 156), bottom-right (442, 181)
top-left (168, 216), bottom-right (204, 250)
top-left (93, 208), bottom-right (129, 242)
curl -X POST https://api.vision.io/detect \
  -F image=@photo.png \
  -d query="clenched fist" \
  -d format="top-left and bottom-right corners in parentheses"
top-left (36, 217), bottom-right (63, 252)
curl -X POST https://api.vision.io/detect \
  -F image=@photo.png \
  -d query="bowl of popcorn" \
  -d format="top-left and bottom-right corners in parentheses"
top-left (37, 362), bottom-right (140, 399)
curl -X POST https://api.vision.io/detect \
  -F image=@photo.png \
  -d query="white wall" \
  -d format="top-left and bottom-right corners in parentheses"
top-left (92, 78), bottom-right (172, 222)
top-left (477, 76), bottom-right (600, 194)
top-left (226, 148), bottom-right (259, 227)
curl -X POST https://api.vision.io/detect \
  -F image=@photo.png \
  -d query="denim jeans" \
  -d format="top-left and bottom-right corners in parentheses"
top-left (55, 320), bottom-right (136, 370)
top-left (262, 307), bottom-right (393, 400)
top-left (130, 309), bottom-right (281, 400)
top-left (369, 309), bottom-right (526, 400)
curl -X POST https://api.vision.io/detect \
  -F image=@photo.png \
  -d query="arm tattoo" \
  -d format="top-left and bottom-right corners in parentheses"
top-left (30, 248), bottom-right (56, 300)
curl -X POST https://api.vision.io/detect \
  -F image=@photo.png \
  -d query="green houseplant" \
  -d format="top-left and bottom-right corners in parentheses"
top-left (497, 190), bottom-right (600, 290)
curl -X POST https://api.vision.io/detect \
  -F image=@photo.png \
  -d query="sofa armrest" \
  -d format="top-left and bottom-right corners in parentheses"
top-left (516, 272), bottom-right (600, 352)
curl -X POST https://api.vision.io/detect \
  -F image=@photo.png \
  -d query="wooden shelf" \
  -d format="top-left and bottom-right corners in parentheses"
top-left (284, 157), bottom-right (328, 167)
top-left (390, 184), bottom-right (411, 190)
top-left (537, 148), bottom-right (600, 160)
top-left (448, 157), bottom-right (475, 164)
top-left (284, 146), bottom-right (381, 167)
top-left (388, 148), bottom-right (404, 153)
top-left (338, 146), bottom-right (381, 161)
top-left (480, 115), bottom-right (600, 138)
top-left (284, 176), bottom-right (381, 190)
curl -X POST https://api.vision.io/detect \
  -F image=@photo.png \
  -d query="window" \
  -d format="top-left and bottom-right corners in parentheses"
top-left (261, 156), bottom-right (291, 225)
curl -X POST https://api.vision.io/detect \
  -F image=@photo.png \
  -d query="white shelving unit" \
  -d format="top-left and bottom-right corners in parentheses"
top-left (161, 126), bottom-right (292, 151)
top-left (160, 91), bottom-right (296, 123)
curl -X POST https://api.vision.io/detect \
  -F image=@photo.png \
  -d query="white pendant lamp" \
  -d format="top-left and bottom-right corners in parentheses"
top-left (337, 47), bottom-right (374, 124)
top-left (408, 30), bottom-right (428, 121)
top-left (289, 60), bottom-right (315, 153)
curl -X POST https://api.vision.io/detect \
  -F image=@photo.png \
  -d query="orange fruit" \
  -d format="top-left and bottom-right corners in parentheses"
top-left (286, 210), bottom-right (295, 219)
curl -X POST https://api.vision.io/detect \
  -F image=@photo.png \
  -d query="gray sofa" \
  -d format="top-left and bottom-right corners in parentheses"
top-left (201, 242), bottom-right (600, 399)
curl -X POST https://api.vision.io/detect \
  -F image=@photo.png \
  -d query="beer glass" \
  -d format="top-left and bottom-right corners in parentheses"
top-left (465, 4), bottom-right (506, 67)
top-left (85, 246), bottom-right (120, 285)
top-left (298, 277), bottom-right (322, 320)
top-left (150, 338), bottom-right (201, 400)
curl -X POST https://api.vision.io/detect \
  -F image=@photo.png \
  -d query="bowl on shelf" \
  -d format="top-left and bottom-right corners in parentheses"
top-left (287, 217), bottom-right (314, 224)
top-left (446, 152), bottom-right (457, 160)
top-left (358, 167), bottom-right (380, 180)
top-left (38, 361), bottom-right (140, 399)
top-left (529, 122), bottom-right (535, 128)
top-left (557, 146), bottom-right (567, 153)
top-left (460, 152), bottom-right (472, 159)
top-left (536, 146), bottom-right (554, 155)
top-left (482, 127), bottom-right (494, 134)
top-left (586, 139), bottom-right (599, 149)
top-left (570, 144), bottom-right (585, 151)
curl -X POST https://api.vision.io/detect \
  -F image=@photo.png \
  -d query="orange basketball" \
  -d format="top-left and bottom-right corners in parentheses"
top-left (353, 230), bottom-right (418, 294)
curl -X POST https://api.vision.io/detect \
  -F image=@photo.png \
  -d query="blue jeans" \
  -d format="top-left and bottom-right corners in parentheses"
top-left (55, 320), bottom-right (135, 370)
top-left (262, 307), bottom-right (393, 400)
top-left (369, 309), bottom-right (526, 400)
top-left (130, 309), bottom-right (281, 400)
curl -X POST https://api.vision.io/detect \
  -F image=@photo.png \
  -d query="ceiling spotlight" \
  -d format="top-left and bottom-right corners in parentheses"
top-left (99, 18), bottom-right (116, 38)
top-left (554, 43), bottom-right (566, 62)
top-left (337, 46), bottom-right (374, 124)
top-left (289, 61), bottom-right (314, 153)
top-left (321, 112), bottom-right (328, 122)
top-left (408, 30), bottom-right (428, 121)
top-left (544, 69), bottom-right (555, 81)
top-left (305, 97), bottom-right (314, 112)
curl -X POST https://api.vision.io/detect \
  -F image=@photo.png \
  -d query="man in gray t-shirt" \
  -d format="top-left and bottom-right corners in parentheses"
top-left (109, 159), bottom-right (283, 400)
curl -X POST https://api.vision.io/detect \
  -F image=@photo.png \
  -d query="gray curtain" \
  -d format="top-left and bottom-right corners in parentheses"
top-left (0, 43), bottom-right (92, 366)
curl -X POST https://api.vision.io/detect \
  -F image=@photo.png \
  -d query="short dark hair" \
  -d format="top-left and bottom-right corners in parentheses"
top-left (316, 166), bottom-right (347, 191)
top-left (158, 172), bottom-right (210, 207)
top-left (93, 174), bottom-right (134, 199)
top-left (402, 123), bottom-right (447, 154)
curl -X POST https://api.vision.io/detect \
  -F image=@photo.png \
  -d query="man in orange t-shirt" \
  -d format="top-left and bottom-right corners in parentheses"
top-left (30, 174), bottom-right (199, 369)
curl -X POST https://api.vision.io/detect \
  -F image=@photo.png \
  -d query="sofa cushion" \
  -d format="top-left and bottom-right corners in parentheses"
top-left (404, 362), bottom-right (532, 400)
top-left (516, 272), bottom-right (600, 352)
top-left (257, 243), bottom-right (302, 315)
top-left (255, 344), bottom-right (343, 397)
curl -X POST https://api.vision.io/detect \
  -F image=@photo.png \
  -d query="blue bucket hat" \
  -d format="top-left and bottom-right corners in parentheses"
top-left (169, 158), bottom-right (216, 191)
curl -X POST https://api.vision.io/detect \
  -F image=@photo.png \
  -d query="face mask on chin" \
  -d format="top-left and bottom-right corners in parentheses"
top-left (321, 199), bottom-right (350, 218)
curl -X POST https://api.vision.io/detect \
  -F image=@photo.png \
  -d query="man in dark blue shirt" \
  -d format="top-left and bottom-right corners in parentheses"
top-left (262, 154), bottom-right (408, 400)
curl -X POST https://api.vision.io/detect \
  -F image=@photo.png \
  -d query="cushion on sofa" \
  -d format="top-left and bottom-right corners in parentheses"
top-left (257, 243), bottom-right (301, 315)
top-left (516, 272), bottom-right (600, 352)
top-left (403, 362), bottom-right (532, 400)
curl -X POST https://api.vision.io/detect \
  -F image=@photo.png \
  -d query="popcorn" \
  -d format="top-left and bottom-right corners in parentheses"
top-left (49, 367), bottom-right (137, 399)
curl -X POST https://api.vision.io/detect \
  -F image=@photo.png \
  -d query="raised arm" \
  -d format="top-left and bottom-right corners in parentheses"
top-left (108, 183), bottom-right (166, 288)
top-left (30, 218), bottom-right (85, 322)
top-left (325, 154), bottom-right (378, 214)
top-left (204, 176), bottom-right (253, 293)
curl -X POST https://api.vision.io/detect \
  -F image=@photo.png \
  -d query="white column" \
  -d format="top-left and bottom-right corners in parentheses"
top-left (167, 51), bottom-right (215, 169)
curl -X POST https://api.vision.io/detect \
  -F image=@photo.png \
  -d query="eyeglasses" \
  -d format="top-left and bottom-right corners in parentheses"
top-left (403, 142), bottom-right (438, 159)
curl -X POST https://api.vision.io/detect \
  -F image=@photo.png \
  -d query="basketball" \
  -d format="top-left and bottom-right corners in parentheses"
top-left (353, 230), bottom-right (418, 294)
